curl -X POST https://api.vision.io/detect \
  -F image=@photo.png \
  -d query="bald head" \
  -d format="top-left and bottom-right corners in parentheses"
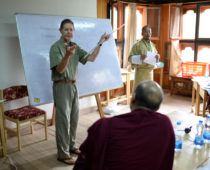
top-left (132, 80), bottom-right (164, 111)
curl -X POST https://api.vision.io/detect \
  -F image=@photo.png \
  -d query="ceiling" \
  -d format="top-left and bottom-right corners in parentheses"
top-left (113, 0), bottom-right (210, 4)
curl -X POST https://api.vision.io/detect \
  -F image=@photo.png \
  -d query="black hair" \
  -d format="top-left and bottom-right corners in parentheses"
top-left (142, 25), bottom-right (151, 32)
top-left (60, 19), bottom-right (74, 30)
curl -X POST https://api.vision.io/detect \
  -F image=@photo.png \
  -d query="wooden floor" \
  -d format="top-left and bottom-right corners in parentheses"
top-left (0, 92), bottom-right (195, 170)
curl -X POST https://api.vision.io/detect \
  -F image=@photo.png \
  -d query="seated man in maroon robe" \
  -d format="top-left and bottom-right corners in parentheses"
top-left (73, 80), bottom-right (175, 170)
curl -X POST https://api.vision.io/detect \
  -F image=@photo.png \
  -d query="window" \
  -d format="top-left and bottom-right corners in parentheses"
top-left (199, 7), bottom-right (210, 38)
top-left (113, 6), bottom-right (118, 39)
top-left (124, 5), bottom-right (128, 44)
top-left (111, 3), bottom-right (160, 68)
top-left (182, 9), bottom-right (196, 39)
top-left (197, 45), bottom-right (210, 63)
top-left (181, 44), bottom-right (194, 62)
top-left (136, 8), bottom-right (143, 40)
top-left (112, 2), bottom-right (146, 68)
top-left (123, 5), bottom-right (146, 67)
top-left (147, 7), bottom-right (160, 38)
top-left (180, 3), bottom-right (210, 63)
top-left (111, 2), bottom-right (125, 67)
top-left (124, 6), bottom-right (144, 41)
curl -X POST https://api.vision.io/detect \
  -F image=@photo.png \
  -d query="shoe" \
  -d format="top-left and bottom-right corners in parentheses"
top-left (70, 148), bottom-right (81, 155)
top-left (57, 157), bottom-right (76, 165)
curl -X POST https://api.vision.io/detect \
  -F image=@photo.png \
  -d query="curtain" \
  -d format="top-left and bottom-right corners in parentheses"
top-left (123, 3), bottom-right (137, 68)
top-left (170, 6), bottom-right (182, 77)
top-left (170, 6), bottom-right (181, 38)
top-left (169, 40), bottom-right (182, 77)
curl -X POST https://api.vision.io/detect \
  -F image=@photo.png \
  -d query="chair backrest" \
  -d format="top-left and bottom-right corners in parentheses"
top-left (2, 86), bottom-right (28, 101)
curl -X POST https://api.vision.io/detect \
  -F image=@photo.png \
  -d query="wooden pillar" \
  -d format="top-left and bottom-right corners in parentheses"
top-left (97, 0), bottom-right (108, 18)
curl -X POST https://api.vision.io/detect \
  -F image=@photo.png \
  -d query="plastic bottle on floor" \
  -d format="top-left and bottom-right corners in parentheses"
top-left (194, 120), bottom-right (204, 149)
top-left (203, 114), bottom-right (210, 144)
top-left (175, 121), bottom-right (182, 152)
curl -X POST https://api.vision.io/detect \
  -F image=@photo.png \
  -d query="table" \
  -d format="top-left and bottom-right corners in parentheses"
top-left (154, 65), bottom-right (163, 87)
top-left (192, 77), bottom-right (210, 117)
top-left (103, 66), bottom-right (164, 106)
top-left (168, 111), bottom-right (209, 170)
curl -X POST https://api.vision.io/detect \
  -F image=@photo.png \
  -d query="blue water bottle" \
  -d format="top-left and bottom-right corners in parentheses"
top-left (203, 114), bottom-right (210, 144)
top-left (175, 121), bottom-right (182, 152)
top-left (194, 120), bottom-right (204, 149)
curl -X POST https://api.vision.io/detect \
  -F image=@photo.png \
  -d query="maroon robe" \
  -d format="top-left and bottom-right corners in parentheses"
top-left (73, 109), bottom-right (175, 170)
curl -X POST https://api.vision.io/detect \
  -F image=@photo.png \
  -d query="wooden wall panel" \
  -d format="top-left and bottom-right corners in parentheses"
top-left (118, 2), bottom-right (124, 41)
top-left (97, 0), bottom-right (108, 18)
top-left (159, 4), bottom-right (171, 89)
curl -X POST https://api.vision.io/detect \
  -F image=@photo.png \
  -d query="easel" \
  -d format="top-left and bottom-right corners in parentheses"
top-left (51, 93), bottom-right (104, 125)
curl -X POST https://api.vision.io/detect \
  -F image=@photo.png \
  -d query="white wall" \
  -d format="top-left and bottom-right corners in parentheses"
top-left (0, 0), bottom-right (97, 120)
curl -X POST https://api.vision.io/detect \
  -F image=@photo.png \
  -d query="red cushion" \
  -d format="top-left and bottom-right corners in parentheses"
top-left (3, 86), bottom-right (28, 101)
top-left (4, 106), bottom-right (45, 121)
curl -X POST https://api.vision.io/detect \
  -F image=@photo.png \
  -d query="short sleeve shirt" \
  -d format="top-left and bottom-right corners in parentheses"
top-left (49, 37), bottom-right (88, 81)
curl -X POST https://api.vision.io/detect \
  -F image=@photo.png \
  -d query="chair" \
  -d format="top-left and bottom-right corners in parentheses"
top-left (0, 85), bottom-right (48, 151)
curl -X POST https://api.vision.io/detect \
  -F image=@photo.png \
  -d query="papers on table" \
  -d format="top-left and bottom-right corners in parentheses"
top-left (193, 76), bottom-right (210, 89)
top-left (144, 51), bottom-right (157, 66)
top-left (192, 76), bottom-right (210, 95)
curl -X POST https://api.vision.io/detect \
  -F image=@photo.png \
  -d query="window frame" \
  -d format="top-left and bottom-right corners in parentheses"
top-left (180, 2), bottom-right (210, 62)
top-left (147, 6), bottom-right (161, 39)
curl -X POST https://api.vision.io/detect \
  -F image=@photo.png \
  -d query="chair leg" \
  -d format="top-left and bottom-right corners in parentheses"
top-left (191, 84), bottom-right (195, 112)
top-left (0, 119), bottom-right (6, 157)
top-left (30, 121), bottom-right (33, 134)
top-left (17, 122), bottom-right (21, 151)
top-left (3, 119), bottom-right (7, 143)
top-left (4, 130), bottom-right (7, 143)
top-left (203, 95), bottom-right (207, 117)
top-left (44, 114), bottom-right (48, 140)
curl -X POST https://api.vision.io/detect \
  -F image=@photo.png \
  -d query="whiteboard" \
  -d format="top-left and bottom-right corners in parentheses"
top-left (15, 13), bottom-right (123, 106)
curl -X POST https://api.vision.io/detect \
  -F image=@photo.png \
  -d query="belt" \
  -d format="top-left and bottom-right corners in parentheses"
top-left (54, 79), bottom-right (76, 84)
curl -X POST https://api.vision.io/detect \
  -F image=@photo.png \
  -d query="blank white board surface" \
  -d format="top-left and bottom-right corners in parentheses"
top-left (15, 13), bottom-right (123, 106)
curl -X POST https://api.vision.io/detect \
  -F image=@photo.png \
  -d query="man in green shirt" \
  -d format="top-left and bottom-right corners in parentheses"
top-left (128, 25), bottom-right (160, 93)
top-left (49, 19), bottom-right (110, 165)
